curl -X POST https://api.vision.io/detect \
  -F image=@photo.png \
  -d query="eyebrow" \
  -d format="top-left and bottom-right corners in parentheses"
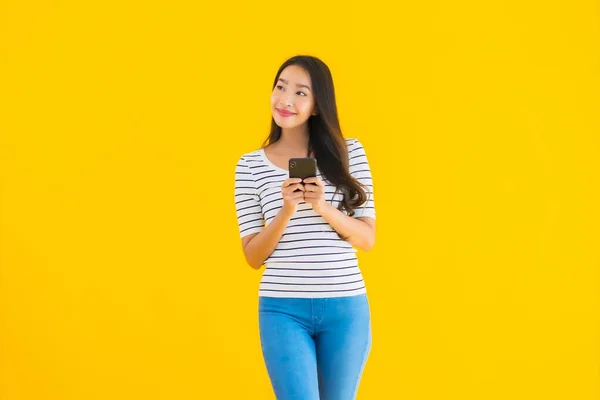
top-left (278, 78), bottom-right (311, 91)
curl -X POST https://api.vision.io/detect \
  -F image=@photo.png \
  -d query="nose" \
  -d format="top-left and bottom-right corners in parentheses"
top-left (280, 92), bottom-right (293, 108)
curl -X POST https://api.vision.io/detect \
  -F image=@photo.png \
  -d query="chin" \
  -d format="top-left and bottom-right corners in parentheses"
top-left (273, 116), bottom-right (307, 129)
top-left (277, 122), bottom-right (303, 129)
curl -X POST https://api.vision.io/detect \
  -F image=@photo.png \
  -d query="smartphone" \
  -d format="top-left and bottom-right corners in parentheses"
top-left (289, 157), bottom-right (317, 192)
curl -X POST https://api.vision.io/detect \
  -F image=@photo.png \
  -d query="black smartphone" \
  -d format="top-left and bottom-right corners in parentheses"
top-left (289, 157), bottom-right (317, 192)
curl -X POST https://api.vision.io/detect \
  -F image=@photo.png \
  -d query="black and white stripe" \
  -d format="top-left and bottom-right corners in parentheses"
top-left (233, 138), bottom-right (376, 298)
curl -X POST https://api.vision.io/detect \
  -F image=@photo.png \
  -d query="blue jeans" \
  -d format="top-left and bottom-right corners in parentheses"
top-left (258, 294), bottom-right (372, 400)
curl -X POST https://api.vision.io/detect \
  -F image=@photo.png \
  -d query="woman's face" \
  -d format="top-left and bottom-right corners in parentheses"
top-left (270, 65), bottom-right (317, 129)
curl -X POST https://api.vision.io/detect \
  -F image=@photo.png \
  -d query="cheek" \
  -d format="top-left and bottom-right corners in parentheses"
top-left (296, 99), bottom-right (314, 114)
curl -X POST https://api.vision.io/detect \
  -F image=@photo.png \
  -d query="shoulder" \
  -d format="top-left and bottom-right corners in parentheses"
top-left (345, 138), bottom-right (372, 172)
top-left (345, 138), bottom-right (367, 157)
top-left (240, 148), bottom-right (262, 159)
top-left (236, 148), bottom-right (262, 165)
top-left (235, 150), bottom-right (262, 181)
top-left (345, 137), bottom-right (358, 147)
top-left (345, 137), bottom-right (364, 151)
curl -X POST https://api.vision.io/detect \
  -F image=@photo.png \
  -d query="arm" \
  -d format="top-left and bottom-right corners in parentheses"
top-left (313, 138), bottom-right (377, 251)
top-left (235, 156), bottom-right (304, 269)
top-left (241, 207), bottom-right (294, 269)
top-left (319, 204), bottom-right (376, 251)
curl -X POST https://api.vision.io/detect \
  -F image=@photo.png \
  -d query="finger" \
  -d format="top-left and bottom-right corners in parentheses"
top-left (287, 189), bottom-right (305, 198)
top-left (304, 183), bottom-right (323, 192)
top-left (283, 178), bottom-right (303, 188)
top-left (283, 183), bottom-right (304, 194)
top-left (303, 177), bottom-right (324, 187)
top-left (304, 184), bottom-right (324, 194)
top-left (304, 181), bottom-right (323, 190)
top-left (294, 183), bottom-right (306, 192)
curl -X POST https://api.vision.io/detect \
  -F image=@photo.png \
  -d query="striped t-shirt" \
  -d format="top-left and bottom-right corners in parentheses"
top-left (234, 138), bottom-right (376, 299)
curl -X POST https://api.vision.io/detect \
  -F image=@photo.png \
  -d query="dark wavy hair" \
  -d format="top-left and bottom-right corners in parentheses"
top-left (261, 55), bottom-right (368, 217)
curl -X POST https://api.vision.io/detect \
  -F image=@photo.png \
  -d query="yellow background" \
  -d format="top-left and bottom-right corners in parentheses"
top-left (1, 0), bottom-right (599, 399)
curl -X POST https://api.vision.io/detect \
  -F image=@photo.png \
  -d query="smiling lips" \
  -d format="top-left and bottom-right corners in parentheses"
top-left (276, 108), bottom-right (296, 117)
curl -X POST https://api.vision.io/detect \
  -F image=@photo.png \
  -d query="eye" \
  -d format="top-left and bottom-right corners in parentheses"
top-left (276, 85), bottom-right (307, 96)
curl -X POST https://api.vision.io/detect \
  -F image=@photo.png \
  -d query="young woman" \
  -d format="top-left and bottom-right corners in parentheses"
top-left (234, 55), bottom-right (376, 400)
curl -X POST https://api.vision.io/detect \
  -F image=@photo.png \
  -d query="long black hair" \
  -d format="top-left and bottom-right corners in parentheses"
top-left (261, 55), bottom-right (368, 217)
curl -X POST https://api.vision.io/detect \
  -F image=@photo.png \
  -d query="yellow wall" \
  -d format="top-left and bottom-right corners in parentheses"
top-left (1, 1), bottom-right (598, 399)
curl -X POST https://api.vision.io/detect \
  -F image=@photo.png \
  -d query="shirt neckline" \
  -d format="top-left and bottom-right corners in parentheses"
top-left (258, 148), bottom-right (321, 176)
top-left (259, 148), bottom-right (288, 173)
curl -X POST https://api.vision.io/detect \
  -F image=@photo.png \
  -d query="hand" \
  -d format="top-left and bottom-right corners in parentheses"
top-left (281, 178), bottom-right (305, 215)
top-left (302, 177), bottom-right (327, 214)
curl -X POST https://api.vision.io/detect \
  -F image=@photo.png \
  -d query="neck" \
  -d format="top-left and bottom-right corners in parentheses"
top-left (277, 125), bottom-right (310, 153)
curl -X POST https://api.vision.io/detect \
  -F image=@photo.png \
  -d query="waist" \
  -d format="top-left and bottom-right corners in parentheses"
top-left (259, 263), bottom-right (366, 298)
top-left (265, 251), bottom-right (357, 265)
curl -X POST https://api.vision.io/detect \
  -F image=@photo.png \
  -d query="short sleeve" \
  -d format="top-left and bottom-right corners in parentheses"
top-left (348, 139), bottom-right (376, 219)
top-left (234, 156), bottom-right (264, 238)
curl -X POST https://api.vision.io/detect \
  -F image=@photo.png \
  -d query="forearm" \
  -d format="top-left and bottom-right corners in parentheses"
top-left (244, 207), bottom-right (294, 269)
top-left (320, 203), bottom-right (375, 251)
